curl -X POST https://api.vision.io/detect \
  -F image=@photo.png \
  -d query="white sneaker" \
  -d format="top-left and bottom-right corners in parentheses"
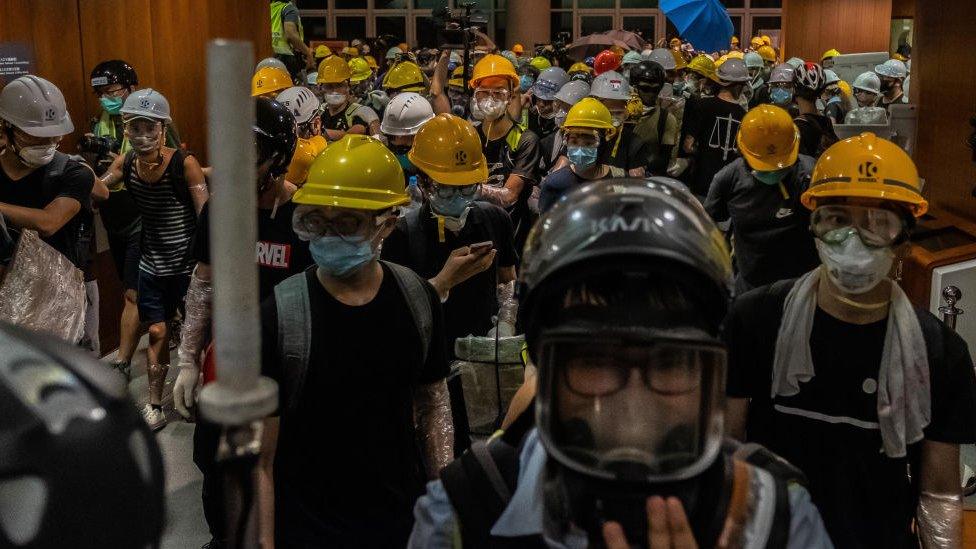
top-left (142, 405), bottom-right (167, 432)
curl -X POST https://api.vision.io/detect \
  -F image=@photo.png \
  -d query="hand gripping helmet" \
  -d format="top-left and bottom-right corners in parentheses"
top-left (255, 97), bottom-right (299, 179)
top-left (520, 178), bottom-right (733, 545)
top-left (90, 59), bottom-right (138, 90)
top-left (0, 322), bottom-right (165, 548)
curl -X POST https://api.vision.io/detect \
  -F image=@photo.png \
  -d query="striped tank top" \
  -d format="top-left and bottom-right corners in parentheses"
top-left (125, 150), bottom-right (196, 276)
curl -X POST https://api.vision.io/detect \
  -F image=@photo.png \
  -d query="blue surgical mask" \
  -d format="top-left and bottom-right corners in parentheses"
top-left (309, 236), bottom-right (376, 278)
top-left (752, 166), bottom-right (791, 186)
top-left (429, 191), bottom-right (472, 218)
top-left (100, 96), bottom-right (124, 115)
top-left (567, 146), bottom-right (598, 170)
top-left (770, 87), bottom-right (793, 106)
top-left (519, 75), bottom-right (534, 93)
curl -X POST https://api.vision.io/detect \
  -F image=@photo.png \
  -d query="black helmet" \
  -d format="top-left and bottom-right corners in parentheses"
top-left (90, 60), bottom-right (138, 90)
top-left (254, 97), bottom-right (298, 178)
top-left (629, 60), bottom-right (666, 88)
top-left (519, 177), bottom-right (733, 357)
top-left (0, 322), bottom-right (164, 548)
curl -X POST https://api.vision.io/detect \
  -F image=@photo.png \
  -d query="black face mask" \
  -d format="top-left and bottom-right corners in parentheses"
top-left (638, 90), bottom-right (660, 107)
top-left (880, 79), bottom-right (894, 93)
top-left (389, 143), bottom-right (411, 155)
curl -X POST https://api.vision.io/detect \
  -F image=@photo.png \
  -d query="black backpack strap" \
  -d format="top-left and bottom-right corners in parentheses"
top-left (274, 269), bottom-right (314, 418)
top-left (403, 207), bottom-right (429, 271)
top-left (41, 151), bottom-right (71, 200)
top-left (168, 149), bottom-right (194, 209)
top-left (657, 107), bottom-right (669, 146)
top-left (440, 437), bottom-right (521, 549)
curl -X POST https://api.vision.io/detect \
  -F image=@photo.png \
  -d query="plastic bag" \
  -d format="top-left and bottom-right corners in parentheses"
top-left (0, 229), bottom-right (85, 343)
top-left (454, 334), bottom-right (526, 434)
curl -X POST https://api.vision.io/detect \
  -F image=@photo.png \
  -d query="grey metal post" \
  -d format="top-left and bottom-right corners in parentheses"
top-left (939, 285), bottom-right (964, 332)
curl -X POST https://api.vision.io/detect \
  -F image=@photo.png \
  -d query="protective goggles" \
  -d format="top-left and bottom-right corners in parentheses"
top-left (431, 182), bottom-right (479, 200)
top-left (473, 87), bottom-right (511, 102)
top-left (562, 129), bottom-right (601, 148)
top-left (123, 118), bottom-right (163, 137)
top-left (811, 204), bottom-right (908, 248)
top-left (292, 205), bottom-right (396, 241)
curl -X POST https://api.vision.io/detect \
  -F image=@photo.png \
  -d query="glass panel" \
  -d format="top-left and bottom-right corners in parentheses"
top-left (303, 16), bottom-right (328, 40)
top-left (890, 19), bottom-right (913, 55)
top-left (335, 0), bottom-right (367, 8)
top-left (622, 16), bottom-right (655, 43)
top-left (551, 0), bottom-right (573, 7)
top-left (580, 15), bottom-right (613, 36)
top-left (728, 15), bottom-right (742, 45)
top-left (579, 0), bottom-right (614, 7)
top-left (751, 15), bottom-right (781, 46)
top-left (621, 0), bottom-right (657, 6)
top-left (376, 16), bottom-right (407, 43)
top-left (415, 0), bottom-right (448, 7)
top-left (298, 0), bottom-right (328, 9)
top-left (749, 0), bottom-right (782, 7)
top-left (494, 12), bottom-right (507, 52)
top-left (335, 16), bottom-right (367, 41)
top-left (551, 12), bottom-right (574, 42)
top-left (415, 16), bottom-right (441, 48)
top-left (720, 0), bottom-right (744, 7)
top-left (666, 19), bottom-right (679, 42)
top-left (375, 0), bottom-right (407, 8)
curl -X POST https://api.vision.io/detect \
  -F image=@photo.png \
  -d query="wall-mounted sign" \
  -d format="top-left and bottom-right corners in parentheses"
top-left (0, 43), bottom-right (35, 85)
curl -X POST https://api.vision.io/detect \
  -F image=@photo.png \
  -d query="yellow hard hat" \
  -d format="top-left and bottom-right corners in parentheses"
top-left (669, 38), bottom-right (682, 49)
top-left (609, 46), bottom-right (626, 58)
top-left (398, 42), bottom-right (409, 52)
top-left (892, 53), bottom-right (908, 62)
top-left (470, 54), bottom-right (519, 89)
top-left (671, 50), bottom-right (687, 70)
top-left (342, 46), bottom-right (360, 57)
top-left (837, 80), bottom-right (852, 98)
top-left (315, 45), bottom-right (333, 59)
top-left (750, 36), bottom-right (764, 50)
top-left (252, 66), bottom-right (292, 97)
top-left (687, 54), bottom-right (718, 82)
top-left (348, 57), bottom-right (372, 83)
top-left (365, 55), bottom-right (378, 69)
top-left (715, 54), bottom-right (729, 68)
top-left (737, 105), bottom-right (799, 172)
top-left (627, 91), bottom-right (644, 119)
top-left (295, 135), bottom-right (409, 210)
top-left (448, 66), bottom-right (465, 89)
top-left (563, 97), bottom-right (615, 134)
top-left (802, 132), bottom-right (927, 217)
top-left (757, 45), bottom-right (777, 63)
top-left (382, 61), bottom-right (427, 92)
top-left (529, 56), bottom-right (552, 72)
top-left (317, 56), bottom-right (352, 84)
top-left (568, 62), bottom-right (592, 75)
top-left (726, 50), bottom-right (744, 59)
top-left (408, 114), bottom-right (489, 186)
top-left (731, 36), bottom-right (740, 45)
top-left (285, 135), bottom-right (328, 186)
top-left (512, 43), bottom-right (525, 55)
top-left (821, 48), bottom-right (841, 61)
top-left (761, 35), bottom-right (772, 46)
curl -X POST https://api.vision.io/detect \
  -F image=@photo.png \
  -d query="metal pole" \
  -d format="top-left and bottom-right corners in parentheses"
top-left (939, 285), bottom-right (964, 332)
top-left (199, 39), bottom-right (279, 549)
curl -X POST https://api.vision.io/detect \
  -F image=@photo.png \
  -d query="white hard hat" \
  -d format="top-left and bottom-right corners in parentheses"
top-left (640, 49), bottom-right (654, 60)
top-left (386, 47), bottom-right (401, 60)
top-left (647, 48), bottom-right (677, 71)
top-left (768, 63), bottom-right (795, 84)
top-left (823, 69), bottom-right (841, 86)
top-left (845, 106), bottom-right (888, 125)
top-left (785, 57), bottom-right (804, 69)
top-left (532, 67), bottom-right (569, 101)
top-left (120, 88), bottom-right (171, 123)
top-left (276, 86), bottom-right (321, 125)
top-left (380, 92), bottom-right (434, 136)
top-left (589, 71), bottom-right (631, 101)
top-left (874, 59), bottom-right (907, 79)
top-left (307, 72), bottom-right (318, 86)
top-left (743, 51), bottom-right (764, 69)
top-left (0, 75), bottom-right (75, 137)
top-left (621, 51), bottom-right (643, 67)
top-left (554, 80), bottom-right (590, 106)
top-left (852, 71), bottom-right (882, 94)
top-left (256, 57), bottom-right (289, 74)
top-left (716, 59), bottom-right (752, 83)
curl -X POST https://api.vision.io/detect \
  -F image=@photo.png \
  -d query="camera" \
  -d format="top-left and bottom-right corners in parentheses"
top-left (79, 134), bottom-right (119, 157)
top-left (433, 2), bottom-right (487, 50)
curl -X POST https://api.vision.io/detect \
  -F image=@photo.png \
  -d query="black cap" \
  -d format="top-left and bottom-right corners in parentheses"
top-left (254, 97), bottom-right (298, 178)
top-left (629, 61), bottom-right (666, 87)
top-left (90, 60), bottom-right (138, 90)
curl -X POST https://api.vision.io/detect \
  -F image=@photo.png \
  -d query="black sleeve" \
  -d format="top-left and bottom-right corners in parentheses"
top-left (678, 97), bottom-right (700, 156)
top-left (260, 293), bottom-right (282, 383)
top-left (704, 161), bottom-right (735, 222)
top-left (724, 283), bottom-right (790, 399)
top-left (510, 130), bottom-right (542, 183)
top-left (628, 131), bottom-right (653, 171)
top-left (416, 280), bottom-right (451, 384)
top-left (724, 293), bottom-right (757, 399)
top-left (488, 204), bottom-right (518, 268)
top-left (922, 313), bottom-right (976, 444)
top-left (56, 161), bottom-right (95, 204)
top-left (379, 223), bottom-right (410, 266)
top-left (191, 202), bottom-right (212, 265)
top-left (794, 117), bottom-right (820, 158)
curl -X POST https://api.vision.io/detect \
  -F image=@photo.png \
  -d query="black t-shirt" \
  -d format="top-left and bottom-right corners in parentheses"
top-left (321, 103), bottom-right (372, 132)
top-left (0, 157), bottom-right (94, 271)
top-left (608, 123), bottom-right (652, 173)
top-left (726, 281), bottom-right (976, 548)
top-left (683, 96), bottom-right (746, 197)
top-left (704, 156), bottom-right (820, 289)
top-left (382, 202), bottom-right (517, 356)
top-left (824, 101), bottom-right (848, 126)
top-left (260, 264), bottom-right (449, 547)
top-left (794, 113), bottom-right (839, 159)
top-left (477, 123), bottom-right (540, 249)
top-left (192, 200), bottom-right (312, 300)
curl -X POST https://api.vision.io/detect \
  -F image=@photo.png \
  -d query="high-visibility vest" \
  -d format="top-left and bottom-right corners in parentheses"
top-left (271, 1), bottom-right (303, 56)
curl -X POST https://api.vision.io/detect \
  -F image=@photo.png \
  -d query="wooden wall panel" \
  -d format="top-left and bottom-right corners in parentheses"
top-left (782, 0), bottom-right (892, 62)
top-left (912, 0), bottom-right (976, 222)
top-left (891, 0), bottom-right (915, 19)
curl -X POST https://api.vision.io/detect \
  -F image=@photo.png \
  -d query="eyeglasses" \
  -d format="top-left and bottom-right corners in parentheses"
top-left (474, 88), bottom-right (511, 102)
top-left (98, 86), bottom-right (127, 99)
top-left (293, 206), bottom-right (393, 241)
top-left (432, 183), bottom-right (479, 200)
top-left (811, 204), bottom-right (907, 247)
top-left (563, 131), bottom-right (600, 148)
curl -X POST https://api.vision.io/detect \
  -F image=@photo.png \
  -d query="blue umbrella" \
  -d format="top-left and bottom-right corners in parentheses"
top-left (660, 0), bottom-right (734, 54)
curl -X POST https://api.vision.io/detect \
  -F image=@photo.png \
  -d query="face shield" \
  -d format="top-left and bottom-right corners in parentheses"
top-left (537, 326), bottom-right (725, 484)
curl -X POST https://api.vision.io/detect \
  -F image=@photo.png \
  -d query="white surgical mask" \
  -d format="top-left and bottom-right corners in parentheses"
top-left (325, 93), bottom-right (347, 106)
top-left (18, 144), bottom-right (57, 168)
top-left (816, 233), bottom-right (894, 295)
top-left (129, 134), bottom-right (160, 153)
top-left (469, 97), bottom-right (485, 121)
top-left (478, 97), bottom-right (507, 120)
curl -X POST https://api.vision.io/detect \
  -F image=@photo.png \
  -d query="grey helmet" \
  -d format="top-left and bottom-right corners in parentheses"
top-left (0, 75), bottom-right (75, 137)
top-left (120, 88), bottom-right (172, 123)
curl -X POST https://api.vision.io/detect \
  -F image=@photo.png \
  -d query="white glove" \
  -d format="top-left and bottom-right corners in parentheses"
top-left (173, 366), bottom-right (200, 420)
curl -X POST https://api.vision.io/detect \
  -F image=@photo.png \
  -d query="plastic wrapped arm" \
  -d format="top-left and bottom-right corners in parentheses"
top-left (917, 491), bottom-right (962, 549)
top-left (413, 380), bottom-right (454, 479)
top-left (173, 264), bottom-right (212, 418)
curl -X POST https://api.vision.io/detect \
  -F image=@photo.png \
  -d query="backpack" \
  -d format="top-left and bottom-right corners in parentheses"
top-left (121, 149), bottom-right (193, 208)
top-left (272, 262), bottom-right (432, 417)
top-left (42, 152), bottom-right (94, 270)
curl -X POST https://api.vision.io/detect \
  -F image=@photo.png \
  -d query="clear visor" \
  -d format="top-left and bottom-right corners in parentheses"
top-left (811, 204), bottom-right (907, 248)
top-left (537, 331), bottom-right (725, 483)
